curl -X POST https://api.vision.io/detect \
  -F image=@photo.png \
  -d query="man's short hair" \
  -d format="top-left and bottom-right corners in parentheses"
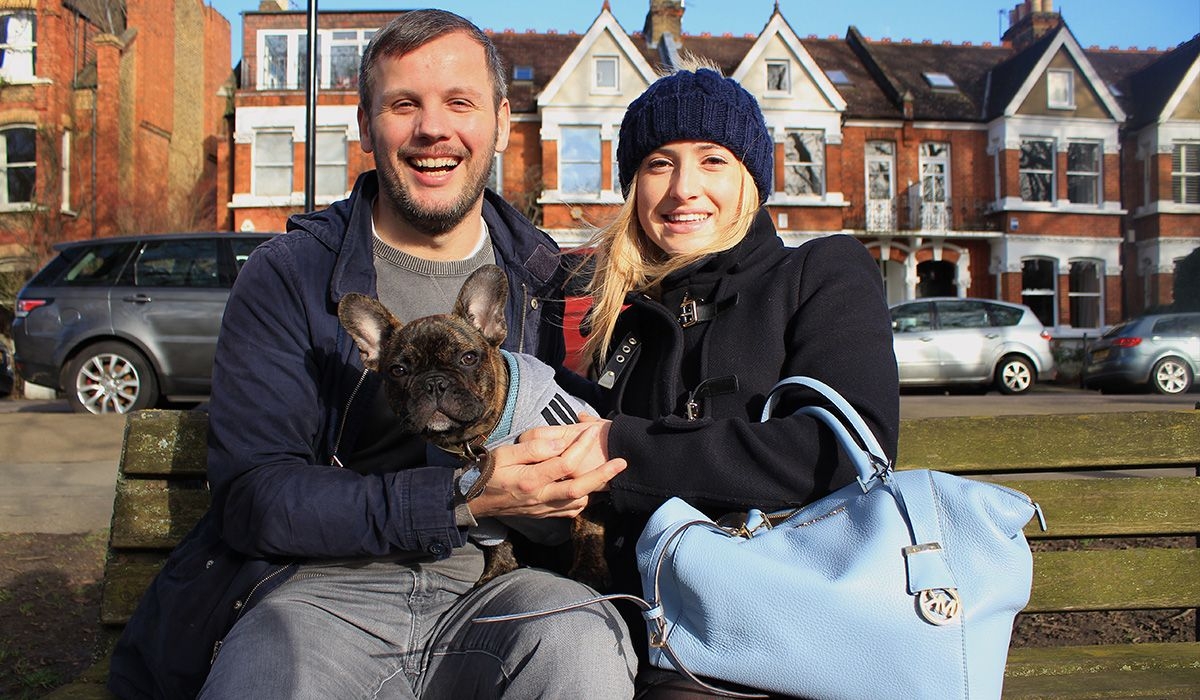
top-left (358, 9), bottom-right (508, 112)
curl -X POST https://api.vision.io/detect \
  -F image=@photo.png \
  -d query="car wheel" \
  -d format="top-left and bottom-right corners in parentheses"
top-left (1150, 357), bottom-right (1192, 395)
top-left (63, 342), bottom-right (160, 414)
top-left (995, 355), bottom-right (1035, 395)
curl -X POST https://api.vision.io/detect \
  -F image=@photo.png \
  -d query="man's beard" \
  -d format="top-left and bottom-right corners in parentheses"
top-left (375, 138), bottom-right (496, 236)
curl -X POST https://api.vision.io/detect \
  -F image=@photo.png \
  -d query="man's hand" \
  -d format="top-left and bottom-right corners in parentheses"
top-left (467, 417), bottom-right (624, 519)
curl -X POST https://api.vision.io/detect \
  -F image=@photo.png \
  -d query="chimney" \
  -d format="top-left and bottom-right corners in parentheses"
top-left (643, 0), bottom-right (684, 49)
top-left (258, 0), bottom-right (288, 10)
top-left (1001, 0), bottom-right (1063, 50)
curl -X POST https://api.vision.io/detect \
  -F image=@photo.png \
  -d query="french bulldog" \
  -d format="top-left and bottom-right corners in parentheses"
top-left (337, 264), bottom-right (608, 589)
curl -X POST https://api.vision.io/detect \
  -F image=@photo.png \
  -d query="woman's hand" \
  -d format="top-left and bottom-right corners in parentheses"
top-left (467, 416), bottom-right (624, 519)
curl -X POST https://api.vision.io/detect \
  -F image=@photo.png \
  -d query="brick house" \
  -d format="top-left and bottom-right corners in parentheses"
top-left (0, 0), bottom-right (231, 274)
top-left (225, 0), bottom-right (1199, 333)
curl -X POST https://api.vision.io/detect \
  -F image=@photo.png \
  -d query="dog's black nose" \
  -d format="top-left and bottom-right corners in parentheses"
top-left (424, 375), bottom-right (449, 397)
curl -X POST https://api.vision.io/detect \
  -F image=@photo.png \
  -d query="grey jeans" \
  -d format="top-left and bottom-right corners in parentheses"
top-left (199, 562), bottom-right (637, 699)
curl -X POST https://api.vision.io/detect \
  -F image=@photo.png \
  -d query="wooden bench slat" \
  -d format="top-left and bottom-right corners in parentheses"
top-left (1027, 549), bottom-right (1200, 612)
top-left (993, 477), bottom-right (1200, 538)
top-left (110, 479), bottom-right (209, 549)
top-left (100, 553), bottom-right (169, 626)
top-left (119, 409), bottom-right (209, 477)
top-left (898, 411), bottom-right (1200, 474)
top-left (1003, 642), bottom-right (1200, 698)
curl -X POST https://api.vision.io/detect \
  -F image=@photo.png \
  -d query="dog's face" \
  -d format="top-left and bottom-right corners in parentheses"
top-left (338, 264), bottom-right (509, 449)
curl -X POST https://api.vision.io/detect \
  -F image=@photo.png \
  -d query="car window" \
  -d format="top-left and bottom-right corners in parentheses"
top-left (50, 242), bottom-right (137, 286)
top-left (1151, 315), bottom-right (1200, 336)
top-left (935, 300), bottom-right (989, 329)
top-left (230, 237), bottom-right (269, 275)
top-left (984, 303), bottom-right (1024, 327)
top-left (891, 302), bottom-right (934, 333)
top-left (133, 239), bottom-right (221, 288)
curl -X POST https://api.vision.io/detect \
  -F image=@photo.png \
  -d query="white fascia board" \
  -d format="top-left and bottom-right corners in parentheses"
top-left (1005, 29), bottom-right (1126, 121)
top-left (1160, 52), bottom-right (1200, 123)
top-left (234, 105), bottom-right (361, 142)
top-left (988, 115), bottom-right (1121, 152)
top-left (536, 8), bottom-right (657, 108)
top-left (731, 12), bottom-right (848, 112)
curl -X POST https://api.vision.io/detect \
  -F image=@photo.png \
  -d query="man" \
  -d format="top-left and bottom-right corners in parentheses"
top-left (108, 10), bottom-right (634, 699)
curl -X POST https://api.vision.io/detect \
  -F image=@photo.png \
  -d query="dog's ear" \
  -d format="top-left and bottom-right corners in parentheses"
top-left (454, 264), bottom-right (508, 346)
top-left (338, 293), bottom-right (402, 371)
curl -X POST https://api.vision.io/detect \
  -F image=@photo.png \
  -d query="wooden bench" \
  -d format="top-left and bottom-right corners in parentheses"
top-left (50, 408), bottom-right (1200, 699)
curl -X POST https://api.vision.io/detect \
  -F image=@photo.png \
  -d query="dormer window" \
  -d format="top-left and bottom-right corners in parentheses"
top-left (923, 72), bottom-right (956, 90)
top-left (513, 65), bottom-right (534, 81)
top-left (593, 56), bottom-right (618, 93)
top-left (766, 60), bottom-right (790, 93)
top-left (1047, 69), bottom-right (1075, 110)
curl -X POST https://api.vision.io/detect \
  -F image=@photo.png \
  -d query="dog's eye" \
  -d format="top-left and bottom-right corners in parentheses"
top-left (460, 351), bottom-right (479, 367)
top-left (389, 364), bottom-right (409, 378)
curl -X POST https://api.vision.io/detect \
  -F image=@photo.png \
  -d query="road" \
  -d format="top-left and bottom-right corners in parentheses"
top-left (1, 386), bottom-right (1197, 534)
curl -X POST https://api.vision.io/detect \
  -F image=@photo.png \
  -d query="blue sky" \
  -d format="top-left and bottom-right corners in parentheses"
top-left (206, 0), bottom-right (1200, 66)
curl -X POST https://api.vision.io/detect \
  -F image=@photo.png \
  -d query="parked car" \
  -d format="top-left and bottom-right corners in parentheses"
top-left (889, 297), bottom-right (1056, 395)
top-left (1082, 312), bottom-right (1200, 395)
top-left (0, 341), bottom-right (13, 397)
top-left (12, 232), bottom-right (277, 414)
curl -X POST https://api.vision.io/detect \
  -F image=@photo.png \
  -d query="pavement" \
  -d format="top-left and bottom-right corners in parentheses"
top-left (0, 399), bottom-right (125, 534)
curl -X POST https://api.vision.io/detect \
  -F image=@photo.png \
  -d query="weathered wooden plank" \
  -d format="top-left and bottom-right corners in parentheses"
top-left (1026, 549), bottom-right (1200, 612)
top-left (100, 553), bottom-right (168, 626)
top-left (1003, 642), bottom-right (1200, 698)
top-left (898, 411), bottom-right (1200, 474)
top-left (992, 477), bottom-right (1200, 539)
top-left (110, 479), bottom-right (209, 549)
top-left (119, 409), bottom-right (209, 477)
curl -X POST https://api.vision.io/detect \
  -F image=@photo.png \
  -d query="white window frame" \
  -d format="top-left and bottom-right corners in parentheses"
top-left (1066, 140), bottom-right (1101, 205)
top-left (252, 129), bottom-right (294, 197)
top-left (314, 128), bottom-right (347, 198)
top-left (1019, 138), bottom-right (1055, 203)
top-left (765, 60), bottom-right (791, 94)
top-left (918, 142), bottom-right (951, 231)
top-left (1021, 257), bottom-right (1059, 328)
top-left (1172, 142), bottom-right (1200, 205)
top-left (488, 152), bottom-right (503, 196)
top-left (325, 29), bottom-right (372, 90)
top-left (558, 126), bottom-right (601, 197)
top-left (61, 129), bottom-right (71, 213)
top-left (0, 11), bottom-right (36, 83)
top-left (1047, 69), bottom-right (1075, 110)
top-left (0, 125), bottom-right (36, 209)
top-left (592, 56), bottom-right (619, 94)
top-left (1067, 258), bottom-right (1104, 329)
top-left (865, 141), bottom-right (896, 231)
top-left (783, 129), bottom-right (825, 196)
top-left (611, 129), bottom-right (621, 193)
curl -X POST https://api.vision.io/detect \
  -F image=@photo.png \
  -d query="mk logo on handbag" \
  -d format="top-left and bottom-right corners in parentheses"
top-left (917, 588), bottom-right (962, 625)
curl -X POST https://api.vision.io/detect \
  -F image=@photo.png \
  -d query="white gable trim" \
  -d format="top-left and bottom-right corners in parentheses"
top-left (1160, 51), bottom-right (1200, 123)
top-left (730, 12), bottom-right (847, 112)
top-left (536, 7), bottom-right (657, 107)
top-left (1004, 28), bottom-right (1126, 121)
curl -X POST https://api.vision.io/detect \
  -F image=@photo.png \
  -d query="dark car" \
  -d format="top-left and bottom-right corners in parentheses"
top-left (12, 232), bottom-right (277, 414)
top-left (0, 341), bottom-right (12, 397)
top-left (1082, 312), bottom-right (1200, 395)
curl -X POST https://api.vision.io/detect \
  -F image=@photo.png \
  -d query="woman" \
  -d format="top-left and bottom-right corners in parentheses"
top-left (579, 61), bottom-right (901, 697)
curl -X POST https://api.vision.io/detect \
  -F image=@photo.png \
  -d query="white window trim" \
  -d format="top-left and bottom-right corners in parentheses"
top-left (783, 128), bottom-right (826, 197)
top-left (765, 60), bottom-right (791, 95)
top-left (314, 128), bottom-right (348, 198)
top-left (258, 28), bottom-right (373, 91)
top-left (0, 10), bottom-right (36, 83)
top-left (489, 152), bottom-right (503, 196)
top-left (1019, 138), bottom-right (1056, 204)
top-left (557, 125), bottom-right (602, 199)
top-left (1047, 69), bottom-right (1075, 110)
top-left (0, 124), bottom-right (36, 210)
top-left (591, 56), bottom-right (619, 95)
top-left (251, 129), bottom-right (294, 197)
top-left (1066, 140), bottom-right (1102, 206)
top-left (1066, 258), bottom-right (1105, 329)
top-left (61, 129), bottom-right (72, 213)
top-left (1172, 142), bottom-right (1200, 205)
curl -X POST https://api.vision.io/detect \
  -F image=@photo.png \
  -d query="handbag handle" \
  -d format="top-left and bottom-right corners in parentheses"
top-left (761, 376), bottom-right (891, 488)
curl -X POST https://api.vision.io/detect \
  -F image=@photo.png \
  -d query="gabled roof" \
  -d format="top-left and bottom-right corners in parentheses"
top-left (730, 9), bottom-right (846, 112)
top-left (63, 0), bottom-right (127, 34)
top-left (535, 5), bottom-right (658, 107)
top-left (985, 23), bottom-right (1126, 121)
top-left (1119, 33), bottom-right (1200, 129)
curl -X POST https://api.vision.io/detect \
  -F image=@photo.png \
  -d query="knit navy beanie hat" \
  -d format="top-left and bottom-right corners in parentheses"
top-left (617, 68), bottom-right (773, 205)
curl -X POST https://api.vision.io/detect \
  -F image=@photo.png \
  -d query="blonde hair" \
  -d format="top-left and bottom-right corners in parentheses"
top-left (577, 165), bottom-right (760, 367)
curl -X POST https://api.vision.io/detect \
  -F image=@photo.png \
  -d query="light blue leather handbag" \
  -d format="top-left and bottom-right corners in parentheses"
top-left (634, 376), bottom-right (1044, 699)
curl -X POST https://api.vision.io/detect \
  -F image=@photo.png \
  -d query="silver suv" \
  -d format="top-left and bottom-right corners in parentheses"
top-left (890, 297), bottom-right (1057, 395)
top-left (12, 232), bottom-right (276, 413)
